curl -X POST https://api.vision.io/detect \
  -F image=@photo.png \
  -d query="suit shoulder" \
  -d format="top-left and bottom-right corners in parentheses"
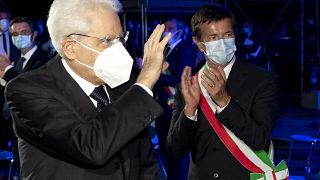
top-left (7, 63), bottom-right (51, 92)
top-left (241, 61), bottom-right (276, 80)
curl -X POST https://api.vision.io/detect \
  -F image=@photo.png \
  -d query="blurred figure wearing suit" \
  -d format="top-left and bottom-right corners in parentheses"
top-left (4, 0), bottom-right (171, 179)
top-left (0, 16), bottom-right (49, 174)
top-left (155, 17), bottom-right (196, 180)
top-left (0, 4), bottom-right (20, 150)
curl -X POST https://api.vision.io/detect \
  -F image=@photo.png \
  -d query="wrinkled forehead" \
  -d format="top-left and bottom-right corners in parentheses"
top-left (85, 6), bottom-right (122, 37)
top-left (200, 18), bottom-right (234, 35)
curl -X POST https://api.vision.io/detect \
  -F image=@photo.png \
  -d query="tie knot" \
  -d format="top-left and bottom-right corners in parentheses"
top-left (15, 57), bottom-right (27, 73)
top-left (90, 85), bottom-right (110, 106)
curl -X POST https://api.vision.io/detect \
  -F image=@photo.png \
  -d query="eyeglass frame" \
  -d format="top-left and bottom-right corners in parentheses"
top-left (67, 31), bottom-right (129, 47)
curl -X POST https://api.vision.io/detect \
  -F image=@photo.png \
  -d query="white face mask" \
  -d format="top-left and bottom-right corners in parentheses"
top-left (0, 19), bottom-right (9, 32)
top-left (73, 40), bottom-right (133, 88)
top-left (203, 38), bottom-right (237, 65)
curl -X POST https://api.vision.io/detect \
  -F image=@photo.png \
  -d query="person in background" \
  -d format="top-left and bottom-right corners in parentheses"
top-left (0, 6), bottom-right (20, 151)
top-left (0, 4), bottom-right (19, 61)
top-left (5, 0), bottom-right (171, 179)
top-left (237, 19), bottom-right (264, 67)
top-left (0, 16), bottom-right (50, 175)
top-left (155, 17), bottom-right (196, 180)
top-left (167, 5), bottom-right (287, 179)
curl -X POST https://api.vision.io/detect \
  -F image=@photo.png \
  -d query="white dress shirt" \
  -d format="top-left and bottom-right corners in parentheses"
top-left (5, 45), bottom-right (38, 73)
top-left (61, 58), bottom-right (153, 107)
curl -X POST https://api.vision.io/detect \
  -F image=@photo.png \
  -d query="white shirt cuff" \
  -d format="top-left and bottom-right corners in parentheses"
top-left (4, 65), bottom-right (14, 73)
top-left (134, 83), bottom-right (153, 97)
top-left (216, 97), bottom-right (231, 113)
top-left (186, 109), bottom-right (198, 121)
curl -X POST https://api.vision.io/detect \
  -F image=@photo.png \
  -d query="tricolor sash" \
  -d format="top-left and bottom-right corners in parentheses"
top-left (163, 69), bottom-right (176, 108)
top-left (196, 69), bottom-right (289, 180)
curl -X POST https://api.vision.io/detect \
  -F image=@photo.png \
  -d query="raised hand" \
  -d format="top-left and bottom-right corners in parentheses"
top-left (201, 66), bottom-right (230, 107)
top-left (181, 66), bottom-right (200, 117)
top-left (0, 52), bottom-right (12, 78)
top-left (137, 24), bottom-right (171, 89)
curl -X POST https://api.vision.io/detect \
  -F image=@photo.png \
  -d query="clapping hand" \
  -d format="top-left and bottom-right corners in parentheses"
top-left (201, 66), bottom-right (230, 107)
top-left (181, 66), bottom-right (200, 117)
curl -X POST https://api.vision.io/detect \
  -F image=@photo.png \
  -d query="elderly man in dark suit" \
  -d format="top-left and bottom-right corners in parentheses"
top-left (167, 5), bottom-right (284, 180)
top-left (4, 0), bottom-right (171, 179)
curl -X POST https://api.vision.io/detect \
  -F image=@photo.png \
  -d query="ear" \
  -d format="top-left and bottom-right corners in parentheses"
top-left (192, 37), bottom-right (205, 53)
top-left (62, 39), bottom-right (77, 61)
top-left (32, 30), bottom-right (38, 41)
top-left (30, 31), bottom-right (38, 44)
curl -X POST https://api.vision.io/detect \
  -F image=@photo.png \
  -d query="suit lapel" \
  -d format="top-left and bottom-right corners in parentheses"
top-left (47, 56), bottom-right (98, 117)
top-left (226, 59), bottom-right (247, 97)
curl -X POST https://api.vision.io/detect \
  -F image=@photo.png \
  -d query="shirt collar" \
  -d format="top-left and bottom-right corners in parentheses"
top-left (223, 56), bottom-right (235, 79)
top-left (22, 45), bottom-right (37, 61)
top-left (61, 58), bottom-right (96, 97)
top-left (167, 39), bottom-right (182, 56)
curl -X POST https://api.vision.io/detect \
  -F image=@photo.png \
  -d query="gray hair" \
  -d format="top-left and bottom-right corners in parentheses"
top-left (47, 0), bottom-right (122, 56)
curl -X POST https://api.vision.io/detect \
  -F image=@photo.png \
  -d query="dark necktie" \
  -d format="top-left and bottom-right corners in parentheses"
top-left (2, 34), bottom-right (7, 53)
top-left (15, 57), bottom-right (26, 73)
top-left (90, 85), bottom-right (110, 112)
top-left (164, 44), bottom-right (171, 58)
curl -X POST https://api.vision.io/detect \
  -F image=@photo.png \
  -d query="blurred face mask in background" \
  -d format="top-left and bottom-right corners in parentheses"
top-left (12, 35), bottom-right (32, 49)
top-left (0, 19), bottom-right (9, 32)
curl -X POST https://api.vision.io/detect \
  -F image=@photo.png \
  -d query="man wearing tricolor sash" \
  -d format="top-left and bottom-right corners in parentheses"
top-left (166, 5), bottom-right (288, 180)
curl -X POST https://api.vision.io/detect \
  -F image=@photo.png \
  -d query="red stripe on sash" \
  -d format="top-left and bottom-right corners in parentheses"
top-left (199, 92), bottom-right (264, 173)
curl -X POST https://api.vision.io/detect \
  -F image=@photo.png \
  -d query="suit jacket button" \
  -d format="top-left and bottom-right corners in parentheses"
top-left (213, 172), bottom-right (219, 178)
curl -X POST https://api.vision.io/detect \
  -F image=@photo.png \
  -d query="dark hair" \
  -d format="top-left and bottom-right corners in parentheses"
top-left (9, 16), bottom-right (36, 32)
top-left (163, 17), bottom-right (184, 30)
top-left (0, 4), bottom-right (12, 18)
top-left (191, 5), bottom-right (235, 40)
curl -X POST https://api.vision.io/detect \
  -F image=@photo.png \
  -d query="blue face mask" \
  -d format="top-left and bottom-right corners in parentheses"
top-left (12, 35), bottom-right (32, 49)
top-left (203, 38), bottom-right (237, 65)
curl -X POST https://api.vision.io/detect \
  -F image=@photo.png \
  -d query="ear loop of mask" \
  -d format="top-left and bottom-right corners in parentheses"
top-left (72, 38), bottom-right (101, 54)
top-left (74, 58), bottom-right (94, 70)
top-left (72, 38), bottom-right (100, 70)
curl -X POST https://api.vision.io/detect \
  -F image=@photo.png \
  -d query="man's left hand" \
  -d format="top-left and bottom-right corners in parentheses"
top-left (201, 66), bottom-right (230, 107)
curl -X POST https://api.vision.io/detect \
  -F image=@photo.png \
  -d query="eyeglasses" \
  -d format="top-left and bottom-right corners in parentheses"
top-left (67, 31), bottom-right (129, 47)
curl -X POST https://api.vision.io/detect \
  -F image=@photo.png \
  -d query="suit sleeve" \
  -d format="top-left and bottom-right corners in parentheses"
top-left (216, 73), bottom-right (278, 151)
top-left (166, 85), bottom-right (196, 159)
top-left (5, 78), bottom-right (163, 168)
top-left (139, 128), bottom-right (163, 179)
top-left (3, 67), bottom-right (19, 82)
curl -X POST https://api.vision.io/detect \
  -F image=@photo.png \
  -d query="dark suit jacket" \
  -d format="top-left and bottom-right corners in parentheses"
top-left (3, 47), bottom-right (49, 82)
top-left (167, 59), bottom-right (278, 180)
top-left (154, 41), bottom-right (196, 152)
top-left (5, 56), bottom-right (164, 180)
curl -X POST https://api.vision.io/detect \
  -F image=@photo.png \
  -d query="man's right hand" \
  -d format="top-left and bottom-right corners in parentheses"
top-left (0, 53), bottom-right (12, 78)
top-left (181, 66), bottom-right (200, 117)
top-left (137, 24), bottom-right (171, 89)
